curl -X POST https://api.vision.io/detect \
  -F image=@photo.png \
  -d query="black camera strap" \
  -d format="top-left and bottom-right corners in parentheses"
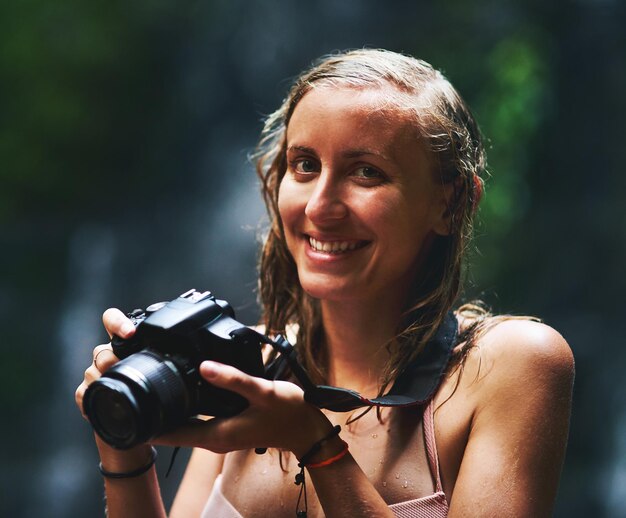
top-left (261, 311), bottom-right (458, 412)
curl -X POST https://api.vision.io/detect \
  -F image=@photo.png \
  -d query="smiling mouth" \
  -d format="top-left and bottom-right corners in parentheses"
top-left (308, 236), bottom-right (369, 254)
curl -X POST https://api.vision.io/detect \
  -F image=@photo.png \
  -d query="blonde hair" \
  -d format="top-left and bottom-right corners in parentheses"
top-left (255, 49), bottom-right (486, 391)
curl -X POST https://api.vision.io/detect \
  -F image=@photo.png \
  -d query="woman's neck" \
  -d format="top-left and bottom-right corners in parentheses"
top-left (319, 295), bottom-right (405, 396)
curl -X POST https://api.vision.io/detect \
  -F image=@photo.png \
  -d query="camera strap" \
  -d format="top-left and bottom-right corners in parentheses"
top-left (261, 311), bottom-right (458, 412)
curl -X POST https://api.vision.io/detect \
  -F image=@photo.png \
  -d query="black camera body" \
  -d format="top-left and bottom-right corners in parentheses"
top-left (83, 289), bottom-right (265, 449)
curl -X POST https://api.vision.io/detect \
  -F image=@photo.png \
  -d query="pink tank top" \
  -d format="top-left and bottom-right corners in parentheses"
top-left (201, 399), bottom-right (449, 517)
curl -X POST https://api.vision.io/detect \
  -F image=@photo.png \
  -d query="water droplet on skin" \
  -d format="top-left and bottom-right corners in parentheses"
top-left (379, 459), bottom-right (384, 465)
top-left (402, 480), bottom-right (409, 488)
top-left (262, 469), bottom-right (267, 475)
top-left (372, 433), bottom-right (378, 439)
top-left (395, 473), bottom-right (400, 479)
top-left (382, 481), bottom-right (387, 487)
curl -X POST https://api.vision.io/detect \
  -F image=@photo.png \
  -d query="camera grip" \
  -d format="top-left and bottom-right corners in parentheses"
top-left (111, 333), bottom-right (142, 359)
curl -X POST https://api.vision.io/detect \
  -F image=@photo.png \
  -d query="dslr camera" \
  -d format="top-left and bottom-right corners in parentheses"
top-left (82, 289), bottom-right (265, 449)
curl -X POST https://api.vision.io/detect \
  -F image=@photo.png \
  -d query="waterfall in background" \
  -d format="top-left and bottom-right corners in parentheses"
top-left (37, 225), bottom-right (117, 517)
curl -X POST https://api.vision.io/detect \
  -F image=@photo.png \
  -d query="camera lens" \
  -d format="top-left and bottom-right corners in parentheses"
top-left (86, 380), bottom-right (139, 446)
top-left (83, 350), bottom-right (190, 449)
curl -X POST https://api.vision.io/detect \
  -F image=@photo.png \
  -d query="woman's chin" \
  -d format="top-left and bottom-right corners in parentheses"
top-left (299, 274), bottom-right (362, 302)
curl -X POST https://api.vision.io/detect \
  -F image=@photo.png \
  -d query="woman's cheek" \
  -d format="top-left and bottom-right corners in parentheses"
top-left (276, 180), bottom-right (297, 251)
top-left (277, 176), bottom-right (292, 220)
top-left (278, 178), bottom-right (303, 228)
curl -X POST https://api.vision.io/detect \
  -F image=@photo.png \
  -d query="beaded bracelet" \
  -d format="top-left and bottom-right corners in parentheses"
top-left (98, 446), bottom-right (157, 479)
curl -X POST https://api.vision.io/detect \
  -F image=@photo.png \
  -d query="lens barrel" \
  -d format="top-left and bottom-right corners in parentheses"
top-left (83, 350), bottom-right (190, 449)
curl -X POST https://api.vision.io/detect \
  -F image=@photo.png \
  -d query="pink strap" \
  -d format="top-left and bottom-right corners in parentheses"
top-left (422, 398), bottom-right (443, 492)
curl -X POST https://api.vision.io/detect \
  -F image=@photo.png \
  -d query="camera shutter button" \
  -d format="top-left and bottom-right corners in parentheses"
top-left (146, 302), bottom-right (168, 313)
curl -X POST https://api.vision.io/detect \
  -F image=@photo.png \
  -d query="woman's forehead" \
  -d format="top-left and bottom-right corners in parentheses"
top-left (287, 86), bottom-right (424, 155)
top-left (285, 87), bottom-right (435, 183)
top-left (302, 83), bottom-right (417, 116)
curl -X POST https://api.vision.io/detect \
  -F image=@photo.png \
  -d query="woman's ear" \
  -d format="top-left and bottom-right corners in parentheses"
top-left (432, 180), bottom-right (459, 236)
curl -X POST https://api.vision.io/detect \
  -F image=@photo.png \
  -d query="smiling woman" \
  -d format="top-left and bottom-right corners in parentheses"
top-left (75, 49), bottom-right (574, 518)
top-left (279, 87), bottom-right (449, 307)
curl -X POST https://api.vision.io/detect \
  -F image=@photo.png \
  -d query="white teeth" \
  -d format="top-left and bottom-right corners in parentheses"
top-left (309, 237), bottom-right (361, 254)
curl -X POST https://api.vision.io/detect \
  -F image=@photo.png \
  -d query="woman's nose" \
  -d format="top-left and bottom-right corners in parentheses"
top-left (304, 173), bottom-right (349, 223)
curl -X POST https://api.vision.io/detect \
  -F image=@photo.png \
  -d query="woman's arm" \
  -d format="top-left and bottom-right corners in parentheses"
top-left (445, 320), bottom-right (574, 517)
top-left (169, 448), bottom-right (224, 518)
top-left (155, 361), bottom-right (397, 518)
top-left (94, 437), bottom-right (167, 518)
top-left (75, 310), bottom-right (169, 518)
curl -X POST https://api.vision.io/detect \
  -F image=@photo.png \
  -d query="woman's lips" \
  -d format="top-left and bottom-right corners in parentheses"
top-left (307, 236), bottom-right (369, 254)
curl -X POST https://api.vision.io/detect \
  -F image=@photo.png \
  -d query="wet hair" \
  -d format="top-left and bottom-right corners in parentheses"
top-left (254, 48), bottom-right (486, 391)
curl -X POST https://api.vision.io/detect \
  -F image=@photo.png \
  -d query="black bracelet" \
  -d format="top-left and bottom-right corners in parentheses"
top-left (298, 425), bottom-right (342, 466)
top-left (98, 447), bottom-right (158, 479)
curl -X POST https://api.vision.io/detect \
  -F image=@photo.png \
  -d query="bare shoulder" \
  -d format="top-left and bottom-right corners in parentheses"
top-left (442, 317), bottom-right (575, 408)
top-left (451, 317), bottom-right (575, 414)
top-left (478, 318), bottom-right (574, 381)
top-left (436, 318), bottom-right (575, 514)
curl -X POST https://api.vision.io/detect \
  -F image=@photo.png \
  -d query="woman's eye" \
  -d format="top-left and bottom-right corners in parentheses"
top-left (353, 166), bottom-right (384, 180)
top-left (293, 159), bottom-right (318, 173)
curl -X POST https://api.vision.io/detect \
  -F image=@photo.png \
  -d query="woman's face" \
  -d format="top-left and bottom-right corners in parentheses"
top-left (278, 86), bottom-right (450, 304)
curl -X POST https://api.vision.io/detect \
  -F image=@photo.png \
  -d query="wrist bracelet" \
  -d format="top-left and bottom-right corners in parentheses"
top-left (98, 446), bottom-right (157, 479)
top-left (295, 426), bottom-right (348, 517)
top-left (298, 425), bottom-right (342, 467)
top-left (305, 440), bottom-right (349, 469)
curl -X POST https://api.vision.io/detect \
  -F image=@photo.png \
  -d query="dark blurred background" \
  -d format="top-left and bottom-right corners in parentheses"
top-left (1, 1), bottom-right (624, 516)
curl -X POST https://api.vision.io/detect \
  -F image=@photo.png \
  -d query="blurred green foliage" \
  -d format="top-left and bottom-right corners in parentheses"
top-left (411, 23), bottom-right (556, 293)
top-left (479, 33), bottom-right (550, 228)
top-left (0, 1), bottom-right (193, 222)
top-left (473, 32), bottom-right (553, 285)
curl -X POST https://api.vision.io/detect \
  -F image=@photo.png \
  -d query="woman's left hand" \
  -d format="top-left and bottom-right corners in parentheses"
top-left (153, 361), bottom-right (334, 458)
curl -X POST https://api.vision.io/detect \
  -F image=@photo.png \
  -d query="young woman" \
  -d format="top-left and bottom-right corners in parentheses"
top-left (75, 49), bottom-right (574, 517)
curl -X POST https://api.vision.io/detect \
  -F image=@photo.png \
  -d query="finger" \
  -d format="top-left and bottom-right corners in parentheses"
top-left (92, 343), bottom-right (118, 372)
top-left (102, 308), bottom-right (136, 340)
top-left (75, 376), bottom-right (103, 420)
top-left (75, 382), bottom-right (88, 419)
top-left (200, 361), bottom-right (273, 402)
top-left (84, 364), bottom-right (104, 384)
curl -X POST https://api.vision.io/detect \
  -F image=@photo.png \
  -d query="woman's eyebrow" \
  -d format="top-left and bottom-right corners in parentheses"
top-left (343, 148), bottom-right (391, 161)
top-left (287, 145), bottom-right (392, 162)
top-left (287, 145), bottom-right (316, 155)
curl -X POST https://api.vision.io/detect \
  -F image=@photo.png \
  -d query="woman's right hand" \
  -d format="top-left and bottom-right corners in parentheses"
top-left (75, 309), bottom-right (168, 518)
top-left (75, 308), bottom-right (154, 470)
top-left (74, 308), bottom-right (136, 418)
